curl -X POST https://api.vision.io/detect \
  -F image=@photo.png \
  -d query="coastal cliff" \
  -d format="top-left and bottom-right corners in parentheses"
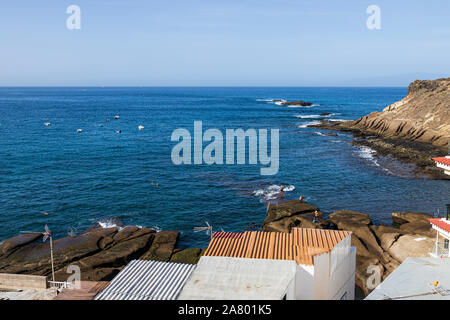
top-left (350, 78), bottom-right (449, 148)
top-left (310, 78), bottom-right (450, 179)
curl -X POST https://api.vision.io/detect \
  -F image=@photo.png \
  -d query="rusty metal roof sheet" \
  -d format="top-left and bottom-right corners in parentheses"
top-left (204, 228), bottom-right (350, 265)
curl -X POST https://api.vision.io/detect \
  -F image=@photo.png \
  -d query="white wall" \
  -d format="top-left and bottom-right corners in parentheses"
top-left (293, 264), bottom-right (314, 300)
top-left (311, 234), bottom-right (356, 300)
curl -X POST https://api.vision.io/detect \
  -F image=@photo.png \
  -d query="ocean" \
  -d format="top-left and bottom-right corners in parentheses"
top-left (0, 87), bottom-right (448, 248)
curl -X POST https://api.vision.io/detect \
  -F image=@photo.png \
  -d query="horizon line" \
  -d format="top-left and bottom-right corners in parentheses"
top-left (0, 85), bottom-right (408, 88)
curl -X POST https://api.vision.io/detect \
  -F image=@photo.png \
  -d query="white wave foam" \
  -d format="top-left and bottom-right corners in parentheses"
top-left (329, 118), bottom-right (351, 122)
top-left (253, 184), bottom-right (295, 201)
top-left (356, 146), bottom-right (380, 167)
top-left (152, 225), bottom-right (163, 232)
top-left (98, 220), bottom-right (118, 229)
top-left (298, 121), bottom-right (321, 128)
top-left (286, 103), bottom-right (320, 108)
top-left (295, 113), bottom-right (337, 119)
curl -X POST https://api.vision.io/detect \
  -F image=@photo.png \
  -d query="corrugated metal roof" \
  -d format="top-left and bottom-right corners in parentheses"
top-left (365, 257), bottom-right (450, 300)
top-left (204, 228), bottom-right (350, 265)
top-left (94, 260), bottom-right (195, 300)
top-left (178, 256), bottom-right (297, 300)
top-left (212, 231), bottom-right (243, 239)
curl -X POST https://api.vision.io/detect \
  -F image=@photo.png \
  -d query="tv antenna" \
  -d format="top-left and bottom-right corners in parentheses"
top-left (43, 224), bottom-right (55, 283)
top-left (434, 209), bottom-right (440, 218)
top-left (194, 221), bottom-right (214, 239)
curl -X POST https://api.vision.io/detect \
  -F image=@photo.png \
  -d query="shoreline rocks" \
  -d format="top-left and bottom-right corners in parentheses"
top-left (307, 77), bottom-right (449, 179)
top-left (262, 200), bottom-right (437, 297)
top-left (0, 224), bottom-right (200, 283)
top-left (0, 200), bottom-right (441, 298)
top-left (308, 94), bottom-right (450, 180)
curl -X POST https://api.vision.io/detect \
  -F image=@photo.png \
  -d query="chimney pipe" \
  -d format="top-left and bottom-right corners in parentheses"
top-left (447, 204), bottom-right (450, 220)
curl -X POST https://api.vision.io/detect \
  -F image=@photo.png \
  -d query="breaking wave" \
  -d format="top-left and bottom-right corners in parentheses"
top-left (253, 184), bottom-right (295, 202)
top-left (298, 121), bottom-right (321, 128)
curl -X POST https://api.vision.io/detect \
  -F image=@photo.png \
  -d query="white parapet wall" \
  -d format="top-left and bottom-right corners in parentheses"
top-left (0, 273), bottom-right (48, 290)
top-left (311, 234), bottom-right (356, 300)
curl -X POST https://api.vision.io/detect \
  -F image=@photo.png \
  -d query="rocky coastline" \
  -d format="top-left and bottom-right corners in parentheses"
top-left (0, 225), bottom-right (203, 283)
top-left (0, 200), bottom-right (440, 298)
top-left (309, 78), bottom-right (450, 180)
top-left (262, 200), bottom-right (438, 297)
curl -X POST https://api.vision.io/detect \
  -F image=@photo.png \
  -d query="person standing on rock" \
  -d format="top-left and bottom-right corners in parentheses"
top-left (313, 210), bottom-right (320, 223)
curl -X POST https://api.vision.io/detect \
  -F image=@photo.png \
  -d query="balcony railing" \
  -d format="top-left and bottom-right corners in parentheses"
top-left (430, 241), bottom-right (450, 258)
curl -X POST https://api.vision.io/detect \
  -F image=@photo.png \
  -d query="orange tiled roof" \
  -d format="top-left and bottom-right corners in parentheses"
top-left (433, 157), bottom-right (450, 166)
top-left (430, 218), bottom-right (450, 233)
top-left (204, 228), bottom-right (351, 265)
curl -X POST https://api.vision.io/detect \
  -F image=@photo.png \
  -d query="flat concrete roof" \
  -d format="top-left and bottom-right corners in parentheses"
top-left (366, 257), bottom-right (450, 300)
top-left (178, 256), bottom-right (297, 300)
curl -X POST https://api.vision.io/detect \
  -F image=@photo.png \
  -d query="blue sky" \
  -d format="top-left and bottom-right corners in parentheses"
top-left (0, 0), bottom-right (449, 86)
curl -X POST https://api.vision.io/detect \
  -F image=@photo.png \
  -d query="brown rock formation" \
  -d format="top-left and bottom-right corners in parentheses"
top-left (309, 78), bottom-right (450, 179)
top-left (262, 200), bottom-right (329, 232)
top-left (0, 224), bottom-right (183, 282)
top-left (261, 200), bottom-right (436, 297)
top-left (351, 78), bottom-right (450, 148)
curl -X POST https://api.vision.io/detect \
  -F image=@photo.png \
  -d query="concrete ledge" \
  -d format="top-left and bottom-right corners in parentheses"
top-left (0, 273), bottom-right (48, 290)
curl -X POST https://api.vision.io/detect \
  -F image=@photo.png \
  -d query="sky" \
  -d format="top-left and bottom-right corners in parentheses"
top-left (0, 0), bottom-right (449, 86)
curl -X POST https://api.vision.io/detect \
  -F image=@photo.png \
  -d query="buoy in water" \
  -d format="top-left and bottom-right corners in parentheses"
top-left (114, 115), bottom-right (119, 119)
top-left (44, 122), bottom-right (51, 126)
top-left (77, 129), bottom-right (83, 133)
top-left (138, 125), bottom-right (144, 130)
top-left (116, 130), bottom-right (121, 134)
top-left (43, 212), bottom-right (49, 216)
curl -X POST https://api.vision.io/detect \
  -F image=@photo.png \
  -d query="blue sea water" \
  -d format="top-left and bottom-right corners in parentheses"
top-left (0, 87), bottom-right (448, 248)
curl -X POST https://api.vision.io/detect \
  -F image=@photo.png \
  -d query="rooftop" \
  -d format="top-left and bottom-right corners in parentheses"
top-left (430, 218), bottom-right (450, 233)
top-left (178, 256), bottom-right (297, 300)
top-left (365, 257), bottom-right (450, 300)
top-left (204, 228), bottom-right (351, 265)
top-left (433, 157), bottom-right (450, 166)
top-left (95, 260), bottom-right (195, 300)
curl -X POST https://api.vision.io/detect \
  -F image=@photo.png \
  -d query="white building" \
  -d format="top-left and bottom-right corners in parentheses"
top-left (179, 228), bottom-right (356, 300)
top-left (178, 257), bottom-right (298, 300)
top-left (365, 257), bottom-right (450, 300)
top-left (433, 156), bottom-right (450, 176)
top-left (429, 204), bottom-right (450, 258)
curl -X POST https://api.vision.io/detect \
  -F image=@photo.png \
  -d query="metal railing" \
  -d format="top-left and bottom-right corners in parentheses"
top-left (48, 281), bottom-right (70, 289)
top-left (431, 241), bottom-right (449, 258)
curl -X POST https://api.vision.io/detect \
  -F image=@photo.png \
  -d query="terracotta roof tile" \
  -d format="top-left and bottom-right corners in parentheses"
top-left (433, 157), bottom-right (450, 166)
top-left (430, 218), bottom-right (450, 233)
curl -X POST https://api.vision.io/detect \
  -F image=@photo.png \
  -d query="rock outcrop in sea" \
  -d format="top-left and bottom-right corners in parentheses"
top-left (281, 100), bottom-right (313, 106)
top-left (309, 77), bottom-right (450, 179)
top-left (262, 200), bottom-right (437, 297)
